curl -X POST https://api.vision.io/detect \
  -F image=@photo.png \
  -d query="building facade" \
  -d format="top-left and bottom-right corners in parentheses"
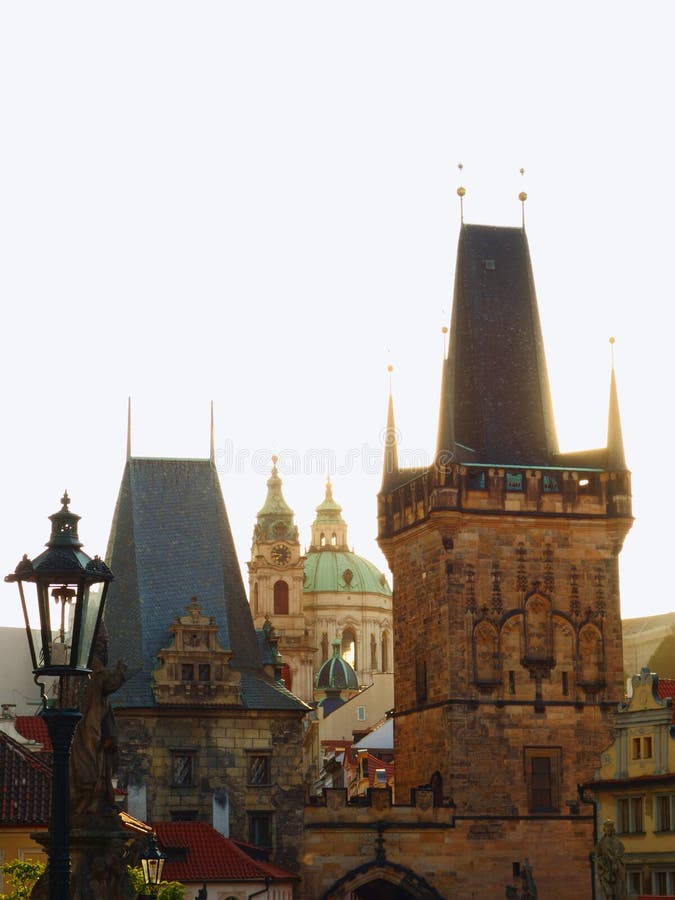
top-left (303, 219), bottom-right (633, 898)
top-left (104, 455), bottom-right (309, 874)
top-left (590, 668), bottom-right (675, 896)
top-left (248, 466), bottom-right (393, 703)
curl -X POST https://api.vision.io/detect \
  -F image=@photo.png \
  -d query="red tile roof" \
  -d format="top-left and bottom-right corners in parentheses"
top-left (153, 822), bottom-right (298, 884)
top-left (364, 752), bottom-right (395, 787)
top-left (0, 732), bottom-right (51, 825)
top-left (14, 716), bottom-right (52, 752)
top-left (657, 678), bottom-right (675, 723)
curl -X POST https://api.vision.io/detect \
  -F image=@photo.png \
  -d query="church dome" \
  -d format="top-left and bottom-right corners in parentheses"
top-left (303, 550), bottom-right (391, 596)
top-left (316, 639), bottom-right (359, 691)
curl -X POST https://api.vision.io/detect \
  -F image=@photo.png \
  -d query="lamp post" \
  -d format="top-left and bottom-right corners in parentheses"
top-left (5, 492), bottom-right (113, 900)
top-left (139, 835), bottom-right (166, 897)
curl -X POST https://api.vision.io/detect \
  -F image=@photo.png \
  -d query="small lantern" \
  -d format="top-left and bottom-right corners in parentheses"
top-left (5, 491), bottom-right (113, 683)
top-left (140, 835), bottom-right (166, 891)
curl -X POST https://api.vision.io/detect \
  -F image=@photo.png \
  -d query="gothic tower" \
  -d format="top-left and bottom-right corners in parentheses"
top-left (377, 221), bottom-right (633, 896)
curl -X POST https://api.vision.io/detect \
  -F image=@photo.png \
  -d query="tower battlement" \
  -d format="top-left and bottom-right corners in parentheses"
top-left (379, 462), bottom-right (632, 541)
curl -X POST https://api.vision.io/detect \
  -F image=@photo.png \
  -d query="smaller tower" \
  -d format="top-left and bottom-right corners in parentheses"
top-left (315, 638), bottom-right (359, 717)
top-left (248, 459), bottom-right (314, 701)
top-left (304, 480), bottom-right (392, 687)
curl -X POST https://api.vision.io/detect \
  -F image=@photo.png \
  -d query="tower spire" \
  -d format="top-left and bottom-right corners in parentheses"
top-left (457, 163), bottom-right (466, 225)
top-left (210, 400), bottom-right (215, 466)
top-left (381, 365), bottom-right (399, 490)
top-left (126, 396), bottom-right (132, 461)
top-left (606, 337), bottom-right (627, 470)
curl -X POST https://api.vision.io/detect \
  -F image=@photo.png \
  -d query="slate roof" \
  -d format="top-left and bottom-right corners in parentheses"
top-left (153, 821), bottom-right (298, 884)
top-left (0, 732), bottom-right (51, 825)
top-left (104, 457), bottom-right (307, 712)
top-left (437, 224), bottom-right (559, 468)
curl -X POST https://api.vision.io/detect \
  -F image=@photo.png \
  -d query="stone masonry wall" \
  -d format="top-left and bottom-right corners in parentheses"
top-left (116, 707), bottom-right (305, 872)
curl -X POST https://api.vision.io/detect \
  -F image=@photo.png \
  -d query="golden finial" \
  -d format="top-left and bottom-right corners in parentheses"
top-left (457, 163), bottom-right (466, 223)
top-left (518, 167), bottom-right (527, 228)
top-left (442, 325), bottom-right (449, 359)
top-left (609, 336), bottom-right (616, 368)
top-left (387, 363), bottom-right (394, 391)
top-left (271, 454), bottom-right (279, 472)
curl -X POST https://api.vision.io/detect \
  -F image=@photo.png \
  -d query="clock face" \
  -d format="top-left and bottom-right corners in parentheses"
top-left (271, 544), bottom-right (291, 565)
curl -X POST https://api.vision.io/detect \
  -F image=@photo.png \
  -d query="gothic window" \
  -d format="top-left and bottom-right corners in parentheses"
top-left (247, 752), bottom-right (271, 786)
top-left (248, 812), bottom-right (273, 848)
top-left (342, 628), bottom-right (357, 669)
top-left (381, 632), bottom-right (389, 672)
top-left (524, 747), bottom-right (561, 812)
top-left (273, 580), bottom-right (289, 615)
top-left (171, 750), bottom-right (195, 787)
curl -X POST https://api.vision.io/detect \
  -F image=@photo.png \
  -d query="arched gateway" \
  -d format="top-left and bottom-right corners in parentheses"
top-left (322, 861), bottom-right (443, 900)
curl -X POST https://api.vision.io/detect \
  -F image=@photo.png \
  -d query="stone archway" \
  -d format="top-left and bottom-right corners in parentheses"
top-left (322, 862), bottom-right (444, 900)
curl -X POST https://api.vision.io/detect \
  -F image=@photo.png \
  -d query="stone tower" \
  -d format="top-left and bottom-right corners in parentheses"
top-left (377, 222), bottom-right (633, 896)
top-left (248, 457), bottom-right (314, 701)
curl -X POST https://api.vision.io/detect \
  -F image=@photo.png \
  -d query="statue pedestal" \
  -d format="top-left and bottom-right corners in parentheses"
top-left (31, 815), bottom-right (139, 899)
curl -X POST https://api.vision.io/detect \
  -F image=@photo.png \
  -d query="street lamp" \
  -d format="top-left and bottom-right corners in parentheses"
top-left (139, 835), bottom-right (166, 897)
top-left (5, 492), bottom-right (113, 900)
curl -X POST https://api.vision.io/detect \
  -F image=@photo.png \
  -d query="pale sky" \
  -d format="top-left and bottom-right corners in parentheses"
top-left (0, 2), bottom-right (672, 629)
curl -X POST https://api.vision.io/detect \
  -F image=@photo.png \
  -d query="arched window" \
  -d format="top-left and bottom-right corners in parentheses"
top-left (331, 532), bottom-right (337, 546)
top-left (342, 628), bottom-right (357, 669)
top-left (381, 632), bottom-right (389, 672)
top-left (253, 582), bottom-right (259, 615)
top-left (370, 634), bottom-right (377, 670)
top-left (320, 532), bottom-right (326, 547)
top-left (273, 580), bottom-right (289, 615)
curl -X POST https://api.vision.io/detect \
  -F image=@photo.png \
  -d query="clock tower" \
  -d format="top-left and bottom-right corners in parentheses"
top-left (248, 457), bottom-right (315, 701)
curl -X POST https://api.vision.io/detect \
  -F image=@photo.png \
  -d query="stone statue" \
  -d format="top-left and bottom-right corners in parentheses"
top-left (31, 625), bottom-right (136, 899)
top-left (520, 859), bottom-right (537, 900)
top-left (595, 819), bottom-right (628, 900)
top-left (69, 623), bottom-right (127, 821)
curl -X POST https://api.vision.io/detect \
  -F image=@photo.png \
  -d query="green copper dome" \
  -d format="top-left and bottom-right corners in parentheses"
top-left (303, 478), bottom-right (391, 595)
top-left (303, 549), bottom-right (391, 595)
top-left (316, 639), bottom-right (359, 691)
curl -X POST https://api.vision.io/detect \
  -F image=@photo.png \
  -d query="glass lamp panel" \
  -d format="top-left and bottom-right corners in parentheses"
top-left (71, 581), bottom-right (106, 669)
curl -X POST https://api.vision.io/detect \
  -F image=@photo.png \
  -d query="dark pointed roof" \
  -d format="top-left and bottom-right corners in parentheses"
top-left (381, 390), bottom-right (399, 490)
top-left (104, 457), bottom-right (306, 712)
top-left (606, 366), bottom-right (627, 470)
top-left (437, 223), bottom-right (559, 467)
